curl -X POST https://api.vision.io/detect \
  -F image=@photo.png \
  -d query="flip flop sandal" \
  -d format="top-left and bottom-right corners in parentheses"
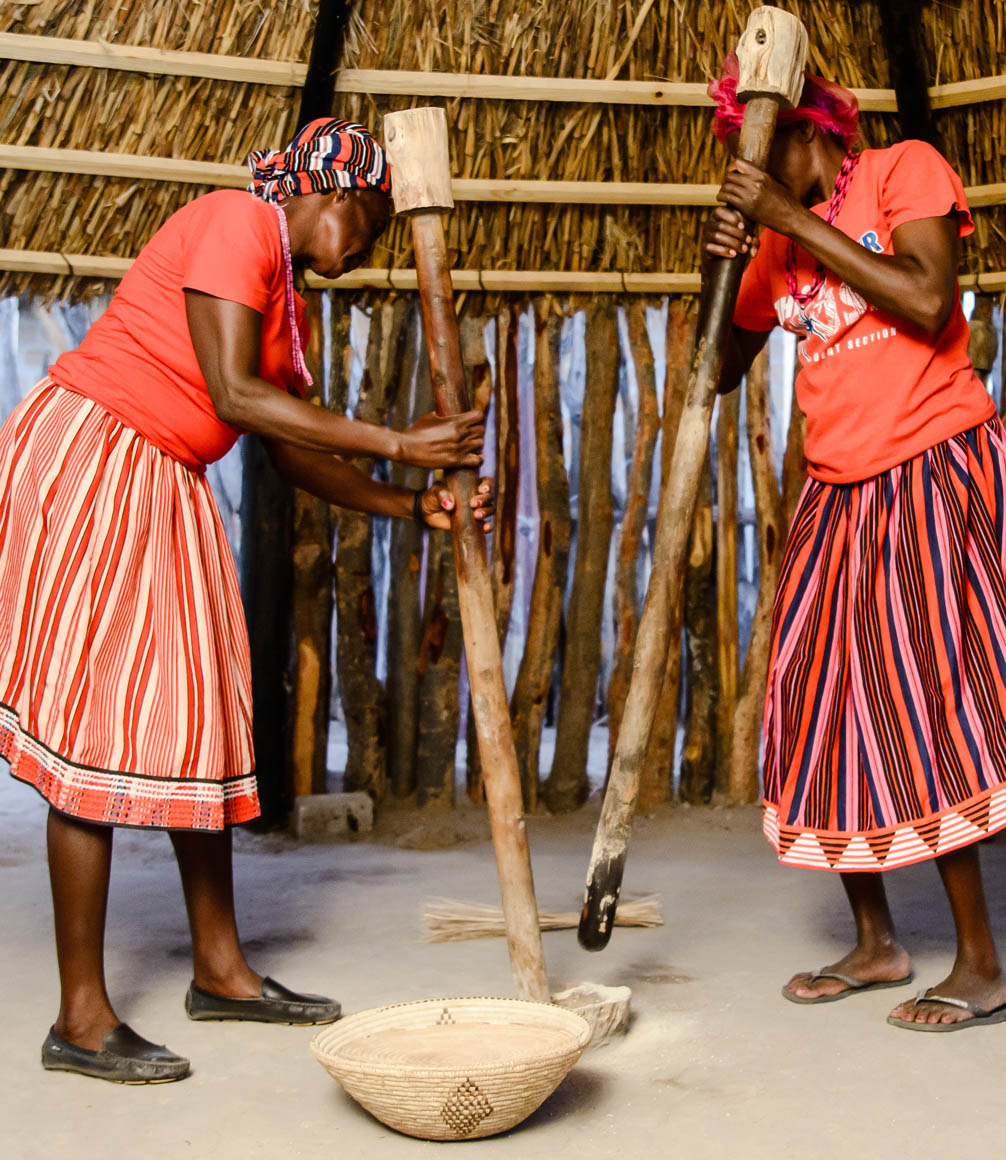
top-left (782, 969), bottom-right (914, 1005)
top-left (887, 990), bottom-right (1006, 1032)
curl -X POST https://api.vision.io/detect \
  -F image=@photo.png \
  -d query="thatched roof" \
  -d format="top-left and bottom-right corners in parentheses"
top-left (335, 0), bottom-right (1003, 280)
top-left (0, 0), bottom-right (316, 300)
top-left (1, 0), bottom-right (1004, 301)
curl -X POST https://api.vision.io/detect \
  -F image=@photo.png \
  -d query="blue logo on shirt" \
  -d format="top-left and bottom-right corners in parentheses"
top-left (860, 230), bottom-right (884, 253)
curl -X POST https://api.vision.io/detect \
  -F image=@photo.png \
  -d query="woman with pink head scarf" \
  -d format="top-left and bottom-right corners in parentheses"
top-left (707, 59), bottom-right (1006, 1032)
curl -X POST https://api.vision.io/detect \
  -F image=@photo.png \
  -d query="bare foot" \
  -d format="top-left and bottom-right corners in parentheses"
top-left (193, 964), bottom-right (263, 999)
top-left (888, 963), bottom-right (1006, 1027)
top-left (784, 941), bottom-right (912, 1001)
top-left (54, 1007), bottom-right (121, 1052)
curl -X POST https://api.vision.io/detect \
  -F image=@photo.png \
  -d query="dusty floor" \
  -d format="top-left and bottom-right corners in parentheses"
top-left (3, 769), bottom-right (1005, 1160)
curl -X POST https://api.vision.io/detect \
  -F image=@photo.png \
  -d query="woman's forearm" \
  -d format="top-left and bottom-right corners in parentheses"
top-left (784, 209), bottom-right (957, 334)
top-left (216, 374), bottom-right (401, 460)
top-left (266, 439), bottom-right (414, 517)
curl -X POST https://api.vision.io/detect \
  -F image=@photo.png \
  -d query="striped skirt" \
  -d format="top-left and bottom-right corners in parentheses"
top-left (763, 418), bottom-right (1006, 872)
top-left (0, 380), bottom-right (258, 829)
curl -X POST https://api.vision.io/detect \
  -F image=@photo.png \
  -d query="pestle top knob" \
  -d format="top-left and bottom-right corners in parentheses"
top-left (383, 107), bottom-right (455, 215)
top-left (736, 5), bottom-right (809, 109)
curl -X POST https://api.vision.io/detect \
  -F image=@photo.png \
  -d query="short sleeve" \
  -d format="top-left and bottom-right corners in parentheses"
top-left (881, 140), bottom-right (974, 237)
top-left (732, 239), bottom-right (778, 332)
top-left (180, 193), bottom-right (279, 313)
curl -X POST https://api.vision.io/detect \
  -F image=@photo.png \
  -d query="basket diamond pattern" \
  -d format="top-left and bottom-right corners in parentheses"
top-left (441, 1078), bottom-right (494, 1136)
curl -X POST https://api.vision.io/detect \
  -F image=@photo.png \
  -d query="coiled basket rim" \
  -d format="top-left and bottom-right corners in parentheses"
top-left (310, 995), bottom-right (593, 1078)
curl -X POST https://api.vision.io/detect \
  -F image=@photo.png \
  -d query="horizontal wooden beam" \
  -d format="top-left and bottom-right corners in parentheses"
top-left (336, 69), bottom-right (902, 113)
top-left (0, 144), bottom-right (722, 203)
top-left (337, 70), bottom-right (1006, 112)
top-left (1, 248), bottom-right (1004, 294)
top-left (317, 269), bottom-right (705, 293)
top-left (4, 144), bottom-right (1005, 211)
top-left (334, 68), bottom-right (716, 108)
top-left (0, 248), bottom-right (702, 291)
top-left (0, 32), bottom-right (306, 86)
top-left (930, 74), bottom-right (1006, 109)
top-left (0, 144), bottom-right (247, 188)
top-left (3, 33), bottom-right (1005, 112)
top-left (962, 182), bottom-right (1006, 209)
top-left (0, 249), bottom-right (133, 278)
top-left (461, 178), bottom-right (719, 205)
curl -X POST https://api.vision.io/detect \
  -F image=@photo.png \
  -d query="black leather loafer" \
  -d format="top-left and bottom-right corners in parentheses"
top-left (41, 1024), bottom-right (191, 1084)
top-left (184, 977), bottom-right (341, 1025)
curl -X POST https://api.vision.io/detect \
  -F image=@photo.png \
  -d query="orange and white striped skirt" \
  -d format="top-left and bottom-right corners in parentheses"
top-left (0, 379), bottom-right (258, 829)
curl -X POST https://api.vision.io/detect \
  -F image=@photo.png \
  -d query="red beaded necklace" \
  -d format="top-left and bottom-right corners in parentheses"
top-left (785, 150), bottom-right (861, 306)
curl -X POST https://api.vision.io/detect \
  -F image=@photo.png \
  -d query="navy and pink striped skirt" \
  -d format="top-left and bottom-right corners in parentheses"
top-left (764, 417), bottom-right (1006, 871)
top-left (0, 379), bottom-right (259, 829)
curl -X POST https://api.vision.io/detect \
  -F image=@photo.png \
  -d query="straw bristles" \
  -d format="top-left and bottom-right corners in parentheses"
top-left (2, 0), bottom-right (1004, 303)
top-left (0, 0), bottom-right (316, 301)
top-left (422, 893), bottom-right (663, 942)
top-left (332, 0), bottom-right (1002, 280)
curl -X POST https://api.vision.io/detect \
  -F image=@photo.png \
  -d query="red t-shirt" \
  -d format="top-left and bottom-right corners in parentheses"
top-left (733, 140), bottom-right (994, 483)
top-left (50, 190), bottom-right (307, 470)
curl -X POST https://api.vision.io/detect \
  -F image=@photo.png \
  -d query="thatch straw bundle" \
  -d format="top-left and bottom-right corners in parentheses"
top-left (0, 0), bottom-right (316, 300)
top-left (919, 1), bottom-right (1006, 263)
top-left (332, 0), bottom-right (1001, 279)
top-left (1, 0), bottom-right (1003, 302)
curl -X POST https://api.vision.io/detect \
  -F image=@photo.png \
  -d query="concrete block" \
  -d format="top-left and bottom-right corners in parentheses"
top-left (293, 792), bottom-right (374, 840)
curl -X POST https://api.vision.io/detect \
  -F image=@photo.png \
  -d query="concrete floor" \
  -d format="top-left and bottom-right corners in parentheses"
top-left (3, 769), bottom-right (1004, 1160)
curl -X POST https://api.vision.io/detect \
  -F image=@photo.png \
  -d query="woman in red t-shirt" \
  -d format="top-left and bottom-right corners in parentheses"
top-left (0, 119), bottom-right (493, 1082)
top-left (707, 60), bottom-right (1006, 1031)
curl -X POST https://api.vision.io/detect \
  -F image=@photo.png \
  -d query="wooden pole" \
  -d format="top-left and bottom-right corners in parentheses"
top-left (727, 349), bottom-right (782, 804)
top-left (290, 290), bottom-right (335, 798)
top-left (637, 298), bottom-right (695, 808)
top-left (781, 375), bottom-right (807, 533)
top-left (510, 298), bottom-right (571, 810)
top-left (416, 512), bottom-right (464, 809)
top-left (679, 452), bottom-right (718, 804)
top-left (384, 107), bottom-right (550, 1003)
top-left (969, 293), bottom-right (1000, 386)
top-left (876, 0), bottom-right (936, 145)
top-left (466, 311), bottom-right (514, 803)
top-left (715, 388), bottom-right (740, 791)
top-left (386, 305), bottom-right (428, 797)
top-left (545, 298), bottom-right (619, 813)
top-left (608, 300), bottom-right (661, 771)
top-left (334, 298), bottom-right (408, 800)
top-left (579, 6), bottom-right (809, 951)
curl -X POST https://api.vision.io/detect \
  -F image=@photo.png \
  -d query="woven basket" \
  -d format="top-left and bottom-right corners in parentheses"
top-left (310, 997), bottom-right (592, 1141)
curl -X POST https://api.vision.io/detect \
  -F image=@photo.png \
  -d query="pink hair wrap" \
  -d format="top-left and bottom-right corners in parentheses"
top-left (707, 52), bottom-right (861, 147)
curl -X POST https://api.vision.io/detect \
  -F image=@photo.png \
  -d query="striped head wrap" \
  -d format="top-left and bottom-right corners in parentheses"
top-left (708, 53), bottom-right (861, 148)
top-left (245, 119), bottom-right (390, 391)
top-left (246, 117), bottom-right (391, 203)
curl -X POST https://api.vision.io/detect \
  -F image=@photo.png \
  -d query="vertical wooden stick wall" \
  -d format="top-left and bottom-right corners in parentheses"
top-left (638, 298), bottom-right (695, 808)
top-left (289, 291), bottom-right (335, 799)
top-left (336, 299), bottom-right (408, 801)
top-left (320, 291), bottom-right (814, 817)
top-left (608, 300), bottom-right (661, 774)
top-left (385, 305), bottom-right (428, 798)
top-left (728, 348), bottom-right (782, 805)
top-left (510, 298), bottom-right (571, 810)
top-left (679, 453), bottom-right (718, 804)
top-left (715, 388), bottom-right (740, 786)
top-left (545, 298), bottom-right (620, 813)
top-left (465, 311), bottom-right (509, 804)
